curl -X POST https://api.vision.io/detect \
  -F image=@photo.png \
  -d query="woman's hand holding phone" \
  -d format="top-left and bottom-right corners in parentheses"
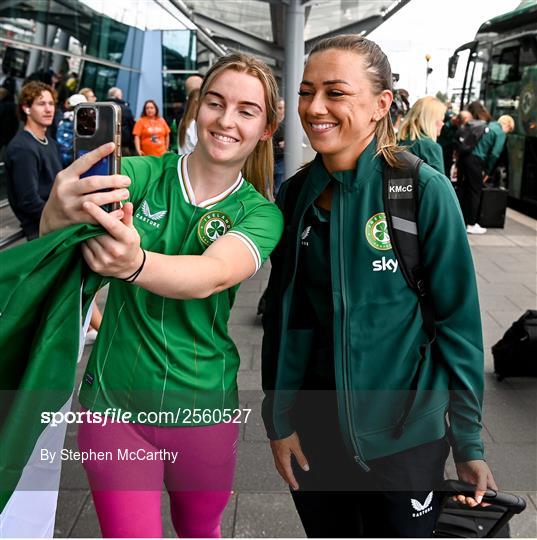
top-left (40, 143), bottom-right (131, 236)
top-left (81, 201), bottom-right (144, 280)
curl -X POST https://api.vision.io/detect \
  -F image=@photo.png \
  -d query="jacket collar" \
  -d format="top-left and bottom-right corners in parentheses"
top-left (309, 137), bottom-right (383, 190)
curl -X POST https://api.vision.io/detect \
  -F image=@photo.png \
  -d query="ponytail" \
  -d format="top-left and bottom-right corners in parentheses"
top-left (243, 138), bottom-right (274, 197)
top-left (375, 113), bottom-right (403, 167)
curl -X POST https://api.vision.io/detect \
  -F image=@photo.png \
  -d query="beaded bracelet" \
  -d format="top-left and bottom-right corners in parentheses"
top-left (122, 249), bottom-right (147, 283)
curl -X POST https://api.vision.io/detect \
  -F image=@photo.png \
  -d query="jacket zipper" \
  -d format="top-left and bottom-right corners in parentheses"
top-left (338, 186), bottom-right (370, 472)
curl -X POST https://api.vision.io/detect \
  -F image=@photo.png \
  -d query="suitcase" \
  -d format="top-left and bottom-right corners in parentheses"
top-left (479, 187), bottom-right (508, 228)
top-left (434, 480), bottom-right (526, 538)
top-left (492, 310), bottom-right (537, 381)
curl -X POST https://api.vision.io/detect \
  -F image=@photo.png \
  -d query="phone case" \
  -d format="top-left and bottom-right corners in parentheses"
top-left (74, 102), bottom-right (122, 211)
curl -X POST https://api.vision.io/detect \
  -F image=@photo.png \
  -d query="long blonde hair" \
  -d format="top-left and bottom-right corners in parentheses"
top-left (198, 53), bottom-right (278, 196)
top-left (178, 88), bottom-right (200, 148)
top-left (398, 96), bottom-right (446, 142)
top-left (308, 34), bottom-right (404, 167)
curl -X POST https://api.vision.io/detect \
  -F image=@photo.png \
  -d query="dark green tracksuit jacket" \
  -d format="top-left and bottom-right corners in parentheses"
top-left (262, 139), bottom-right (485, 467)
top-left (472, 121), bottom-right (506, 176)
top-left (400, 136), bottom-right (446, 175)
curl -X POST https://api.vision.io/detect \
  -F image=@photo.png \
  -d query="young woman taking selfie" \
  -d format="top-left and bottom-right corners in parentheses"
top-left (39, 53), bottom-right (283, 538)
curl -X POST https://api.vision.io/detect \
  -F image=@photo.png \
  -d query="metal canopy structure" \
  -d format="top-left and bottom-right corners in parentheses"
top-left (169, 0), bottom-right (412, 176)
top-left (172, 0), bottom-right (410, 71)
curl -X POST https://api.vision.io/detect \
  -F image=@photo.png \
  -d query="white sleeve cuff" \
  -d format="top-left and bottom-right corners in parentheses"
top-left (226, 231), bottom-right (262, 277)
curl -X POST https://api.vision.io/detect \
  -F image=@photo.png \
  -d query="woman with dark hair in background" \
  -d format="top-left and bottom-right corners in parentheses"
top-left (467, 100), bottom-right (492, 122)
top-left (133, 99), bottom-right (170, 157)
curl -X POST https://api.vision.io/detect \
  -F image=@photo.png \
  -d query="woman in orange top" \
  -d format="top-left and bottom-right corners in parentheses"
top-left (133, 99), bottom-right (170, 157)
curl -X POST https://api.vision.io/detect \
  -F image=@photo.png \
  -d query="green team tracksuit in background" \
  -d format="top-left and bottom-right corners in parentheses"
top-left (400, 136), bottom-right (446, 175)
top-left (472, 121), bottom-right (506, 175)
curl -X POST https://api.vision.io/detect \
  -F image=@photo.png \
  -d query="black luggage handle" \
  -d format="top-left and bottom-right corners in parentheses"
top-left (441, 480), bottom-right (526, 513)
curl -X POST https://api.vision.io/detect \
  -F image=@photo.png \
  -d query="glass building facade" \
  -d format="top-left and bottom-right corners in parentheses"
top-left (0, 0), bottom-right (201, 236)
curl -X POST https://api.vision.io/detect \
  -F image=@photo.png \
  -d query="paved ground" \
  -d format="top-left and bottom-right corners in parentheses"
top-left (52, 208), bottom-right (536, 538)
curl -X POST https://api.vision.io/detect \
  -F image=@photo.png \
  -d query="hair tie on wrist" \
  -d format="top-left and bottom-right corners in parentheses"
top-left (122, 249), bottom-right (146, 283)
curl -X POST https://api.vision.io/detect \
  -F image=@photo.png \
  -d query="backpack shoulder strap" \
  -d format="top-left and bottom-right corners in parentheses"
top-left (282, 164), bottom-right (311, 221)
top-left (383, 151), bottom-right (436, 343)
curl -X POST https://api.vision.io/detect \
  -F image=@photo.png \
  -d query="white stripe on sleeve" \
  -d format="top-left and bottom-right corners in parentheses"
top-left (226, 231), bottom-right (261, 275)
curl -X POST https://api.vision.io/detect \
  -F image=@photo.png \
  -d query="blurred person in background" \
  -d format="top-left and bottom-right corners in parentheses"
top-left (398, 96), bottom-right (447, 174)
top-left (106, 86), bottom-right (136, 155)
top-left (437, 106), bottom-right (458, 178)
top-left (443, 111), bottom-right (473, 182)
top-left (5, 81), bottom-right (61, 240)
top-left (57, 93), bottom-right (87, 167)
top-left (0, 87), bottom-right (19, 157)
top-left (390, 88), bottom-right (410, 133)
top-left (79, 87), bottom-right (97, 103)
top-left (458, 114), bottom-right (515, 235)
top-left (273, 97), bottom-right (285, 196)
top-left (133, 99), bottom-right (170, 157)
top-left (174, 74), bottom-right (203, 126)
top-left (468, 100), bottom-right (492, 122)
top-left (177, 89), bottom-right (200, 155)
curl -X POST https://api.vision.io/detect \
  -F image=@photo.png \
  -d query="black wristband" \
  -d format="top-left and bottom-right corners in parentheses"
top-left (122, 249), bottom-right (146, 283)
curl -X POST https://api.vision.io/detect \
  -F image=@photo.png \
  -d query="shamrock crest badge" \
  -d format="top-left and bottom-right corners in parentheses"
top-left (197, 211), bottom-right (233, 247)
top-left (365, 212), bottom-right (392, 251)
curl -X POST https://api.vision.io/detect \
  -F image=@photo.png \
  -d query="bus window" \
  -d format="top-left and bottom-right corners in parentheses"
top-left (520, 37), bottom-right (537, 76)
top-left (468, 45), bottom-right (489, 104)
top-left (491, 43), bottom-right (520, 84)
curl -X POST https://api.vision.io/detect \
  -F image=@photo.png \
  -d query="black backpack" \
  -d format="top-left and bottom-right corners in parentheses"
top-left (492, 310), bottom-right (537, 381)
top-left (455, 120), bottom-right (489, 155)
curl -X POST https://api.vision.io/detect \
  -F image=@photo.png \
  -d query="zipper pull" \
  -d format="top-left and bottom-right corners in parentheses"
top-left (354, 455), bottom-right (370, 472)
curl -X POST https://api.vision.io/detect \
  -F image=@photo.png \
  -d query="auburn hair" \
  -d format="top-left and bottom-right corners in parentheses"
top-left (18, 81), bottom-right (57, 119)
top-left (199, 53), bottom-right (278, 196)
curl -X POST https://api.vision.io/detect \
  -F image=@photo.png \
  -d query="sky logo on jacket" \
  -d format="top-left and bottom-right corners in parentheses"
top-left (365, 212), bottom-right (392, 251)
top-left (372, 256), bottom-right (398, 273)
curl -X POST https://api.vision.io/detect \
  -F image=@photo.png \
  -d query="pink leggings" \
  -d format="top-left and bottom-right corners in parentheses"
top-left (77, 409), bottom-right (239, 538)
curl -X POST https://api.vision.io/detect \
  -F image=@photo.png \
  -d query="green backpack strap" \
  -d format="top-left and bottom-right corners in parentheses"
top-left (383, 151), bottom-right (436, 344)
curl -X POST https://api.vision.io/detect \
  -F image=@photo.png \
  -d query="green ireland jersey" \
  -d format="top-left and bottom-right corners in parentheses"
top-left (78, 153), bottom-right (283, 425)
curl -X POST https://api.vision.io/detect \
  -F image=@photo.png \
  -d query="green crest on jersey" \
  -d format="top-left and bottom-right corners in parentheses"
top-left (365, 212), bottom-right (392, 251)
top-left (198, 211), bottom-right (233, 246)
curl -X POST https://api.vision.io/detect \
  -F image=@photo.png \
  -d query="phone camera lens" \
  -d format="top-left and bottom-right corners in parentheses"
top-left (76, 107), bottom-right (96, 136)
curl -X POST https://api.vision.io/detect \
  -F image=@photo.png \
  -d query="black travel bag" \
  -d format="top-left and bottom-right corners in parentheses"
top-left (455, 120), bottom-right (489, 155)
top-left (434, 480), bottom-right (526, 538)
top-left (492, 310), bottom-right (537, 381)
top-left (478, 187), bottom-right (508, 228)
